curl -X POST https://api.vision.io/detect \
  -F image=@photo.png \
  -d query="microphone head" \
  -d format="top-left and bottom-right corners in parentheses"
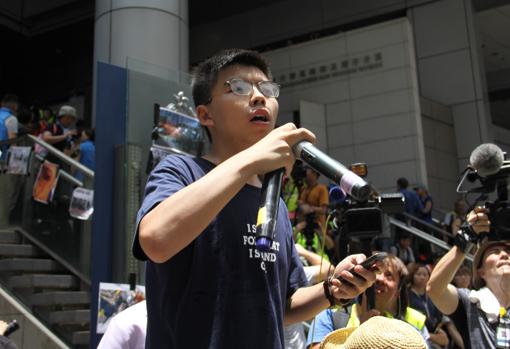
top-left (469, 143), bottom-right (504, 177)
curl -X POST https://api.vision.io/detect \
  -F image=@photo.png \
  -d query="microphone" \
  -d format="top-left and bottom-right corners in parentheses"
top-left (3, 320), bottom-right (19, 337)
top-left (293, 141), bottom-right (370, 202)
top-left (469, 143), bottom-right (504, 177)
top-left (255, 168), bottom-right (285, 251)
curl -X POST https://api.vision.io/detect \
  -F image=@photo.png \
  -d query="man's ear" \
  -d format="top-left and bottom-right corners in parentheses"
top-left (196, 105), bottom-right (214, 127)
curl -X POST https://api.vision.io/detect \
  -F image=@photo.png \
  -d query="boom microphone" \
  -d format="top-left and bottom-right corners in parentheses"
top-left (469, 143), bottom-right (504, 177)
top-left (293, 141), bottom-right (370, 202)
top-left (255, 168), bottom-right (285, 251)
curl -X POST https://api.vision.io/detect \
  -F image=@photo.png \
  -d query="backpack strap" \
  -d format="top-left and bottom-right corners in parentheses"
top-left (330, 305), bottom-right (352, 330)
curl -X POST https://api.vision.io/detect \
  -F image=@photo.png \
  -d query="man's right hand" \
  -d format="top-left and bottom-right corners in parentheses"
top-left (241, 123), bottom-right (315, 177)
top-left (466, 206), bottom-right (490, 235)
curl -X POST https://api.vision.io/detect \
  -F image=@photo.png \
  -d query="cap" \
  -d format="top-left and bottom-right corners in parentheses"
top-left (57, 105), bottom-right (77, 118)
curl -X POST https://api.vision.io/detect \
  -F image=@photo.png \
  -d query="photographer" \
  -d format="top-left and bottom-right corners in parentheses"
top-left (294, 212), bottom-right (335, 260)
top-left (427, 207), bottom-right (508, 349)
top-left (299, 167), bottom-right (329, 229)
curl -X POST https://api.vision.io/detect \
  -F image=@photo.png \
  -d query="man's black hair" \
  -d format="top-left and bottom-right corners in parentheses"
top-left (1, 94), bottom-right (19, 105)
top-left (191, 49), bottom-right (273, 143)
top-left (191, 48), bottom-right (273, 107)
top-left (396, 177), bottom-right (409, 189)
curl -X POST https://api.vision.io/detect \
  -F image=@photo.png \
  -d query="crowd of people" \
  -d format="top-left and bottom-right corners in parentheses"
top-left (3, 47), bottom-right (507, 349)
top-left (279, 168), bottom-right (475, 348)
top-left (0, 93), bottom-right (95, 230)
top-left (108, 48), bottom-right (509, 349)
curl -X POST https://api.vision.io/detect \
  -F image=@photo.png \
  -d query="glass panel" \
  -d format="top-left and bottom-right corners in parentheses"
top-left (1, 144), bottom-right (93, 281)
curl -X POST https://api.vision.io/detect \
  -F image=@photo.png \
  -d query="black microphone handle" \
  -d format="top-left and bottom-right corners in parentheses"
top-left (255, 168), bottom-right (285, 251)
top-left (3, 320), bottom-right (19, 337)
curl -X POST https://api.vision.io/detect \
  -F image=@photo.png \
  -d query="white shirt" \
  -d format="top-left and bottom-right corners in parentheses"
top-left (97, 300), bottom-right (147, 349)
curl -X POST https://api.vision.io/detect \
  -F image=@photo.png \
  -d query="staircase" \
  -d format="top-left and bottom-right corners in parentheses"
top-left (0, 228), bottom-right (90, 348)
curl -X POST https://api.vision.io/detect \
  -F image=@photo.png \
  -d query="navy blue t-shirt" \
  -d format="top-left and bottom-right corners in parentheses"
top-left (133, 155), bottom-right (307, 349)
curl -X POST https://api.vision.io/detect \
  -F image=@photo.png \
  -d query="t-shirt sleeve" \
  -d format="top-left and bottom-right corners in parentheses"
top-left (4, 116), bottom-right (18, 134)
top-left (286, 213), bottom-right (308, 296)
top-left (449, 287), bottom-right (469, 321)
top-left (132, 156), bottom-right (197, 261)
top-left (306, 309), bottom-right (335, 347)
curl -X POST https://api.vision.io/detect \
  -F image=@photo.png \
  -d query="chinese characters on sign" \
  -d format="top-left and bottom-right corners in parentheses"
top-left (275, 51), bottom-right (384, 88)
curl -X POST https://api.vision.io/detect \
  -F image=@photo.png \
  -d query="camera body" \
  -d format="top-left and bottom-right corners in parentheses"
top-left (333, 193), bottom-right (405, 239)
top-left (477, 169), bottom-right (510, 240)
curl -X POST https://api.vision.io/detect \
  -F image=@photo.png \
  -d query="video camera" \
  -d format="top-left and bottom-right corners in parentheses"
top-left (459, 143), bottom-right (510, 240)
top-left (332, 163), bottom-right (405, 259)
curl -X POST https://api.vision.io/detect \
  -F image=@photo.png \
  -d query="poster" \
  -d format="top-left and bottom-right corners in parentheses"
top-left (32, 160), bottom-right (60, 204)
top-left (69, 187), bottom-right (94, 220)
top-left (96, 282), bottom-right (146, 334)
top-left (6, 146), bottom-right (31, 175)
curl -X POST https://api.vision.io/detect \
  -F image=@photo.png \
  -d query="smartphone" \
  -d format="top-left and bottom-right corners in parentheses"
top-left (358, 252), bottom-right (388, 270)
top-left (337, 252), bottom-right (387, 283)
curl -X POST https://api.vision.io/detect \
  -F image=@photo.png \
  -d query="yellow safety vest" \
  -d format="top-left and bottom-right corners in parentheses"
top-left (346, 304), bottom-right (426, 331)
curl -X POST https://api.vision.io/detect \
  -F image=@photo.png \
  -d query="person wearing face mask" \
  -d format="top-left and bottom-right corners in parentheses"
top-left (427, 207), bottom-right (510, 349)
top-left (306, 255), bottom-right (430, 348)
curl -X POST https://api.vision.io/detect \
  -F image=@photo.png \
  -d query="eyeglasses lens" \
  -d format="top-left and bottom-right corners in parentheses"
top-left (228, 79), bottom-right (279, 98)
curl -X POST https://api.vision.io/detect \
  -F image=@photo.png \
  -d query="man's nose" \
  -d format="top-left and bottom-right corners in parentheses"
top-left (250, 86), bottom-right (267, 106)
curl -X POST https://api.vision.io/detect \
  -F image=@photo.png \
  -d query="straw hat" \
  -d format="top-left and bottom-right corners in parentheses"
top-left (319, 316), bottom-right (426, 349)
top-left (472, 240), bottom-right (510, 289)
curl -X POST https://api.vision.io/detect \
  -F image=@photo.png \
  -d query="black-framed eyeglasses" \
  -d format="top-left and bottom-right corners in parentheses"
top-left (206, 78), bottom-right (280, 104)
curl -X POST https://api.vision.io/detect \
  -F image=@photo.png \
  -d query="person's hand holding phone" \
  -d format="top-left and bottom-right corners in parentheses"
top-left (328, 253), bottom-right (386, 302)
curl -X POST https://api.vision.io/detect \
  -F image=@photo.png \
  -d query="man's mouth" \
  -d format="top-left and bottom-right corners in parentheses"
top-left (250, 114), bottom-right (269, 123)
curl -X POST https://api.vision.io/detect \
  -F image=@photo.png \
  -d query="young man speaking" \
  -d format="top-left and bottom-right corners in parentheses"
top-left (133, 49), bottom-right (382, 348)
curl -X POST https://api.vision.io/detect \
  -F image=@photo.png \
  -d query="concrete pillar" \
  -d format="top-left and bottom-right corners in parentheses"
top-left (94, 0), bottom-right (188, 71)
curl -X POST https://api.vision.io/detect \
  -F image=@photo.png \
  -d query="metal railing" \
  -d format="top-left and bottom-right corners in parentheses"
top-left (0, 134), bottom-right (94, 283)
top-left (388, 214), bottom-right (473, 262)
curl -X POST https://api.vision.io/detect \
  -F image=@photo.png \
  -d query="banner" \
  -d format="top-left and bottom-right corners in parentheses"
top-left (96, 282), bottom-right (145, 334)
top-left (69, 187), bottom-right (94, 220)
top-left (6, 146), bottom-right (31, 175)
top-left (32, 161), bottom-right (60, 204)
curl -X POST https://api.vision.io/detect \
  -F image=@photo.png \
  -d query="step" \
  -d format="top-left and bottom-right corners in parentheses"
top-left (9, 274), bottom-right (77, 289)
top-left (0, 230), bottom-right (19, 244)
top-left (49, 309), bottom-right (90, 325)
top-left (72, 331), bottom-right (90, 346)
top-left (0, 244), bottom-right (38, 257)
top-left (30, 291), bottom-right (89, 306)
top-left (0, 258), bottom-right (63, 273)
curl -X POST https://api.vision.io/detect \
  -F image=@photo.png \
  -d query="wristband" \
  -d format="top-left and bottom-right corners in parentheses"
top-left (323, 277), bottom-right (353, 307)
top-left (454, 225), bottom-right (477, 254)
